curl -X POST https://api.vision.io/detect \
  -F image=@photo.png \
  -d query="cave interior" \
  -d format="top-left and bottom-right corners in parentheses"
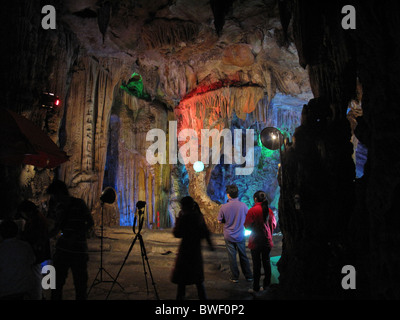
top-left (1, 0), bottom-right (400, 299)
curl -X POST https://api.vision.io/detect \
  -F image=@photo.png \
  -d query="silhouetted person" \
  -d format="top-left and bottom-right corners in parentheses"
top-left (244, 191), bottom-right (277, 293)
top-left (0, 220), bottom-right (37, 299)
top-left (217, 184), bottom-right (253, 283)
top-left (17, 200), bottom-right (51, 299)
top-left (171, 196), bottom-right (214, 300)
top-left (18, 200), bottom-right (51, 264)
top-left (47, 180), bottom-right (94, 300)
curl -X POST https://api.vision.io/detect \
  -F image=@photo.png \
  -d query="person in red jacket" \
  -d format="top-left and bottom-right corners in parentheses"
top-left (244, 191), bottom-right (277, 293)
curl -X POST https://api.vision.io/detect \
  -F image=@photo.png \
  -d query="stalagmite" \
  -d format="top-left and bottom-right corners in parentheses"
top-left (175, 86), bottom-right (264, 231)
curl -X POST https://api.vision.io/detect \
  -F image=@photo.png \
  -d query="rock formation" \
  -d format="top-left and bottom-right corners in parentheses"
top-left (0, 0), bottom-right (311, 230)
top-left (2, 0), bottom-right (399, 300)
top-left (276, 0), bottom-right (400, 299)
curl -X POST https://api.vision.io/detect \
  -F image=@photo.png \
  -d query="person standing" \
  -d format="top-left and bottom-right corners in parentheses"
top-left (217, 185), bottom-right (253, 283)
top-left (244, 191), bottom-right (277, 293)
top-left (171, 196), bottom-right (214, 300)
top-left (17, 200), bottom-right (51, 300)
top-left (0, 220), bottom-right (37, 299)
top-left (47, 180), bottom-right (94, 300)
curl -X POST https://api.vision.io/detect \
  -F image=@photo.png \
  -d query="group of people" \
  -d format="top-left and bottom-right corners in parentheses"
top-left (1, 179), bottom-right (275, 301)
top-left (171, 184), bottom-right (277, 299)
top-left (0, 180), bottom-right (94, 300)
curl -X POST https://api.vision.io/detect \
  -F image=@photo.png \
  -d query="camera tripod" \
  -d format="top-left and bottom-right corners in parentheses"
top-left (106, 202), bottom-right (159, 300)
top-left (88, 201), bottom-right (123, 297)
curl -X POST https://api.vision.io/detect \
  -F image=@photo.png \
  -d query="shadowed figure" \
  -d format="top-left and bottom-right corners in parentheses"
top-left (17, 200), bottom-right (51, 299)
top-left (171, 196), bottom-right (214, 300)
top-left (0, 220), bottom-right (37, 299)
top-left (47, 180), bottom-right (94, 300)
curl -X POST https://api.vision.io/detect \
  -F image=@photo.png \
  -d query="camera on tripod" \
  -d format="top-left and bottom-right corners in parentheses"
top-left (106, 199), bottom-right (159, 299)
top-left (133, 201), bottom-right (146, 234)
top-left (136, 201), bottom-right (146, 210)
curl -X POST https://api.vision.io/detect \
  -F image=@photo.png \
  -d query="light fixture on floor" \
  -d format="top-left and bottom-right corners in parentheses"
top-left (88, 187), bottom-right (123, 297)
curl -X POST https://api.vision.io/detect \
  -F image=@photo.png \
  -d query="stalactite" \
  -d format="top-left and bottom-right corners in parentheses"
top-left (177, 86), bottom-right (264, 127)
top-left (175, 86), bottom-right (264, 232)
top-left (210, 0), bottom-right (235, 36)
top-left (104, 91), bottom-right (172, 227)
top-left (142, 18), bottom-right (200, 49)
top-left (115, 145), bottom-right (154, 226)
top-left (207, 93), bottom-right (305, 215)
top-left (97, 1), bottom-right (111, 43)
top-left (59, 56), bottom-right (125, 223)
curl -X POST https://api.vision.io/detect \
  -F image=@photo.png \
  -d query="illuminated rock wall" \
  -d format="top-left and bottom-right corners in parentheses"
top-left (57, 56), bottom-right (129, 226)
top-left (103, 91), bottom-right (171, 228)
top-left (1, 0), bottom-right (312, 233)
top-left (207, 93), bottom-right (305, 225)
top-left (175, 85), bottom-right (265, 232)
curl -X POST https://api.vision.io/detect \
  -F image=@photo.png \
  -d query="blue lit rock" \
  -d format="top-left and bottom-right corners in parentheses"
top-left (207, 93), bottom-right (306, 226)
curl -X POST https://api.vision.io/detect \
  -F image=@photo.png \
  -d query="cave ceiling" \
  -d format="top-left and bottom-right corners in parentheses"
top-left (60, 0), bottom-right (312, 106)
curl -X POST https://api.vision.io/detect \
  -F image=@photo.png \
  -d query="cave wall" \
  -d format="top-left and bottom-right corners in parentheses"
top-left (103, 90), bottom-right (172, 228)
top-left (121, 0), bottom-right (311, 232)
top-left (207, 93), bottom-right (305, 221)
top-left (278, 0), bottom-right (400, 299)
top-left (3, 0), bottom-right (400, 300)
top-left (1, 1), bottom-right (312, 233)
top-left (0, 0), bottom-right (80, 217)
top-left (175, 85), bottom-right (265, 232)
top-left (0, 1), bottom-right (133, 226)
top-left (353, 0), bottom-right (400, 299)
top-left (57, 55), bottom-right (129, 226)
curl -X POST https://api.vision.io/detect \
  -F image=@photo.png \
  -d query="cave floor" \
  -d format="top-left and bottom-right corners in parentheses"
top-left (42, 227), bottom-right (282, 301)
